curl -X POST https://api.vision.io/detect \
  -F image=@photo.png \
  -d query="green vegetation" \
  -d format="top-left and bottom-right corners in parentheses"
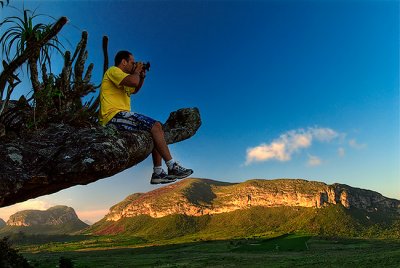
top-left (0, 221), bottom-right (89, 237)
top-left (87, 205), bottom-right (399, 240)
top-left (18, 235), bottom-right (146, 252)
top-left (0, 237), bottom-right (32, 268)
top-left (19, 235), bottom-right (400, 267)
top-left (2, 204), bottom-right (396, 267)
top-left (0, 185), bottom-right (397, 267)
top-left (0, 4), bottom-right (98, 131)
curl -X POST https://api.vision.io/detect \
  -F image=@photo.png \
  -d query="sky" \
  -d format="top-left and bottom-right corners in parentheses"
top-left (0, 0), bottom-right (399, 223)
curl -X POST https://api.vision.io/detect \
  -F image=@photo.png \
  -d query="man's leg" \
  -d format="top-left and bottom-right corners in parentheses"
top-left (150, 148), bottom-right (176, 184)
top-left (108, 112), bottom-right (192, 182)
top-left (151, 122), bottom-right (193, 179)
top-left (152, 149), bottom-right (163, 167)
top-left (151, 122), bottom-right (172, 162)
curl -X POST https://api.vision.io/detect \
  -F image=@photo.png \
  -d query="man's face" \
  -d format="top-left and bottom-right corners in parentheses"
top-left (124, 54), bottom-right (135, 73)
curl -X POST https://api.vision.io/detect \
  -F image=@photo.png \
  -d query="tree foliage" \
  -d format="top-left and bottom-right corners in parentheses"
top-left (0, 237), bottom-right (32, 268)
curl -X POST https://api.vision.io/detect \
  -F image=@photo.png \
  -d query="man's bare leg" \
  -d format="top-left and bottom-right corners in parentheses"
top-left (152, 149), bottom-right (162, 167)
top-left (150, 123), bottom-right (177, 184)
top-left (150, 121), bottom-right (193, 181)
top-left (151, 122), bottom-right (172, 162)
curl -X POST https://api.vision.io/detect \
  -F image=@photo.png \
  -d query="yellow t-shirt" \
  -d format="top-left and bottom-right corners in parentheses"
top-left (99, 66), bottom-right (136, 125)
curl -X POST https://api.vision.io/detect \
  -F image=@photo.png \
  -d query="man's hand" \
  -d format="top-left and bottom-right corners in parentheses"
top-left (132, 62), bottom-right (144, 74)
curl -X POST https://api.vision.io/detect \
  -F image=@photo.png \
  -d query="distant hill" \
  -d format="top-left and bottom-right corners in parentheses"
top-left (0, 206), bottom-right (88, 235)
top-left (83, 220), bottom-right (93, 226)
top-left (0, 218), bottom-right (5, 228)
top-left (87, 178), bottom-right (400, 239)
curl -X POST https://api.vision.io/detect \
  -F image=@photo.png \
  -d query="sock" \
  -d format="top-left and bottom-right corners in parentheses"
top-left (153, 166), bottom-right (163, 175)
top-left (166, 159), bottom-right (176, 170)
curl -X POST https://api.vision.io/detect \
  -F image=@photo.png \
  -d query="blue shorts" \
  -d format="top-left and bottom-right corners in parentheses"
top-left (108, 111), bottom-right (157, 132)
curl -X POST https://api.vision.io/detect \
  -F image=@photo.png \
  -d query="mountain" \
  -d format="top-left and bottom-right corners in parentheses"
top-left (87, 178), bottom-right (400, 239)
top-left (0, 206), bottom-right (88, 235)
top-left (83, 220), bottom-right (93, 226)
top-left (103, 178), bottom-right (399, 220)
top-left (0, 218), bottom-right (5, 228)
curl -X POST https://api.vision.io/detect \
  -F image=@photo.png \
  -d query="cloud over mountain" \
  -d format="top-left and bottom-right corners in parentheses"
top-left (245, 127), bottom-right (339, 165)
top-left (349, 139), bottom-right (367, 149)
top-left (307, 154), bottom-right (322, 167)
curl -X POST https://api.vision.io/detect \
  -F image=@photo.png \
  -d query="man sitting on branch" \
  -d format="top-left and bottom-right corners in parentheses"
top-left (99, 50), bottom-right (193, 185)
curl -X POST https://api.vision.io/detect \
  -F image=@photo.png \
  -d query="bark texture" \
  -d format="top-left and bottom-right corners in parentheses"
top-left (0, 107), bottom-right (201, 208)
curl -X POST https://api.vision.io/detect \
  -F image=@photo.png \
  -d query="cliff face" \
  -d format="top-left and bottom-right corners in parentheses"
top-left (7, 205), bottom-right (84, 227)
top-left (104, 179), bottom-right (400, 221)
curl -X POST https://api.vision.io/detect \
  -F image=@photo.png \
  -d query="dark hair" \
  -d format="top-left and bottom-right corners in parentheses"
top-left (114, 50), bottom-right (132, 66)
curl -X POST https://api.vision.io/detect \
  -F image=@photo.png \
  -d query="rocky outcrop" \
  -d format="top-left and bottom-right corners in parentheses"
top-left (6, 205), bottom-right (85, 227)
top-left (104, 178), bottom-right (400, 221)
top-left (0, 107), bottom-right (201, 208)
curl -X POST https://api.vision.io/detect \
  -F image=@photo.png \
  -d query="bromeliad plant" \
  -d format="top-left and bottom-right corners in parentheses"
top-left (0, 5), bottom-right (101, 132)
top-left (0, 0), bottom-right (9, 9)
top-left (0, 9), bottom-right (64, 93)
top-left (0, 8), bottom-right (67, 130)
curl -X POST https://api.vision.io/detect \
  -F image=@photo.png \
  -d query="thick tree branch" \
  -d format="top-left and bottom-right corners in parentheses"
top-left (0, 107), bottom-right (201, 208)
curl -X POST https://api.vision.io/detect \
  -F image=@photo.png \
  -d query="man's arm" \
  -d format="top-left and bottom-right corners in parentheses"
top-left (119, 62), bottom-right (144, 89)
top-left (132, 72), bottom-right (146, 94)
top-left (119, 72), bottom-right (141, 88)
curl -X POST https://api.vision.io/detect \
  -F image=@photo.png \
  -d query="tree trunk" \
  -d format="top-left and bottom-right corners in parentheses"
top-left (0, 107), bottom-right (201, 208)
top-left (28, 52), bottom-right (41, 93)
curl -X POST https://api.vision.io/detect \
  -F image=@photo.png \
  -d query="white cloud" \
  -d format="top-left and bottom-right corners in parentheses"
top-left (246, 142), bottom-right (289, 163)
top-left (349, 139), bottom-right (367, 149)
top-left (338, 147), bottom-right (345, 157)
top-left (245, 127), bottom-right (339, 165)
top-left (309, 127), bottom-right (339, 142)
top-left (307, 155), bottom-right (322, 167)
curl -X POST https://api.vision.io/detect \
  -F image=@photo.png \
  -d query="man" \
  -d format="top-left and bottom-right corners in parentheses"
top-left (99, 50), bottom-right (193, 184)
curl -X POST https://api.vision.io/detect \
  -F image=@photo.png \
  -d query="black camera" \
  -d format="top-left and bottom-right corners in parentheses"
top-left (140, 62), bottom-right (151, 71)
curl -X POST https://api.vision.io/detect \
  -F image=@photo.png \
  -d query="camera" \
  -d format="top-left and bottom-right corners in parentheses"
top-left (139, 61), bottom-right (150, 72)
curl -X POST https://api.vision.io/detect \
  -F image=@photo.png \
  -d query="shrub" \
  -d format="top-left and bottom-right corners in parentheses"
top-left (0, 237), bottom-right (32, 268)
top-left (59, 256), bottom-right (74, 268)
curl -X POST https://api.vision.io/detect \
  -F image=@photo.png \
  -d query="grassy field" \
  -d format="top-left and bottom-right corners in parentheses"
top-left (20, 234), bottom-right (400, 267)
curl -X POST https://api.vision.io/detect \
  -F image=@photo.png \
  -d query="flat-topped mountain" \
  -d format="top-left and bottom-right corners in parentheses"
top-left (1, 206), bottom-right (88, 235)
top-left (87, 178), bottom-right (399, 239)
top-left (104, 178), bottom-right (400, 221)
top-left (7, 205), bottom-right (82, 226)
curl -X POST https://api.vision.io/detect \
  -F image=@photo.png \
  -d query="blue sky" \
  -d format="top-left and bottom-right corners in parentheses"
top-left (0, 0), bottom-right (398, 223)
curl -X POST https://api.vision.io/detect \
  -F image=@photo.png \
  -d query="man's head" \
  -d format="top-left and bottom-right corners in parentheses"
top-left (115, 50), bottom-right (134, 73)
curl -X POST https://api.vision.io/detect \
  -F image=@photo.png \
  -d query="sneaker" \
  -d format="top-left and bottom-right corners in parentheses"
top-left (150, 170), bottom-right (177, 185)
top-left (168, 162), bottom-right (193, 179)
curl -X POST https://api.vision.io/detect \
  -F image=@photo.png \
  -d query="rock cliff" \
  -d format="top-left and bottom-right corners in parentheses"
top-left (104, 178), bottom-right (400, 221)
top-left (6, 205), bottom-right (85, 227)
top-left (0, 107), bottom-right (201, 208)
